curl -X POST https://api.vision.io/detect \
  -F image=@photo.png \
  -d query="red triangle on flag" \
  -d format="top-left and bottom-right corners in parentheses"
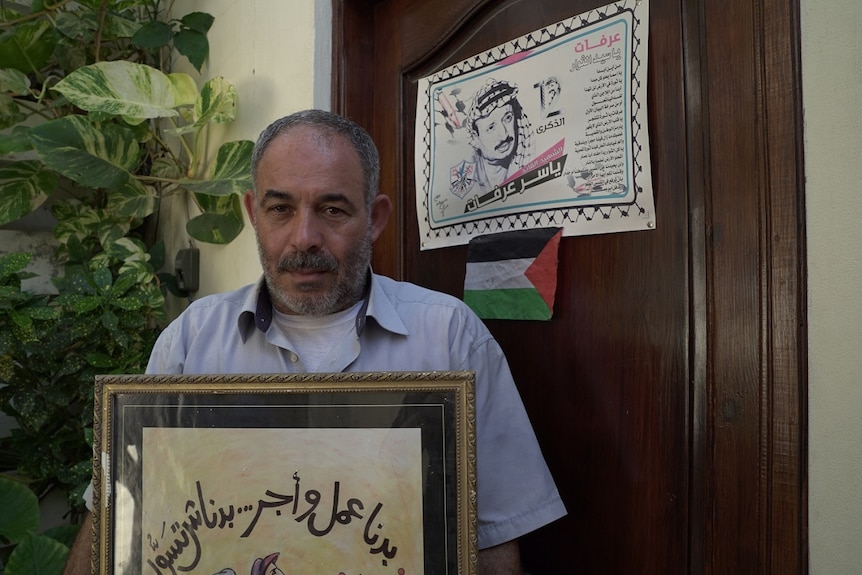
top-left (524, 229), bottom-right (562, 310)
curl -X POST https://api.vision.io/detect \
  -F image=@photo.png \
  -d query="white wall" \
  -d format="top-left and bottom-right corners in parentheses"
top-left (802, 0), bottom-right (862, 573)
top-left (168, 0), bottom-right (862, 572)
top-left (166, 0), bottom-right (332, 315)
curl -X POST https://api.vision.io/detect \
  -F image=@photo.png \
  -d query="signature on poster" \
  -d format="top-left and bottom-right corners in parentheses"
top-left (145, 472), bottom-right (398, 575)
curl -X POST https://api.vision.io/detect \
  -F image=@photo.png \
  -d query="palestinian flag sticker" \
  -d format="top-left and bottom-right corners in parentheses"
top-left (463, 227), bottom-right (562, 320)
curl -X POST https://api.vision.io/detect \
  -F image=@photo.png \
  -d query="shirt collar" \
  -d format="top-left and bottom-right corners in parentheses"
top-left (239, 271), bottom-right (408, 341)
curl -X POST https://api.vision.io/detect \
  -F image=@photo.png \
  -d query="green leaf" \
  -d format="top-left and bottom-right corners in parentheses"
top-left (0, 252), bottom-right (32, 280)
top-left (109, 268), bottom-right (139, 296)
top-left (0, 67), bottom-right (30, 94)
top-left (186, 195), bottom-right (244, 244)
top-left (173, 29), bottom-right (209, 72)
top-left (0, 93), bottom-right (26, 129)
top-left (52, 62), bottom-right (194, 124)
top-left (180, 12), bottom-right (215, 34)
top-left (86, 352), bottom-right (117, 368)
top-left (0, 20), bottom-right (57, 73)
top-left (53, 11), bottom-right (93, 43)
top-left (131, 20), bottom-right (172, 49)
top-left (0, 161), bottom-right (57, 226)
top-left (43, 524), bottom-right (80, 549)
top-left (26, 306), bottom-right (59, 321)
top-left (150, 240), bottom-right (166, 271)
top-left (28, 116), bottom-right (141, 189)
top-left (0, 125), bottom-right (33, 154)
top-left (5, 532), bottom-right (70, 575)
top-left (180, 140), bottom-right (253, 196)
top-left (106, 178), bottom-right (157, 219)
top-left (0, 476), bottom-right (39, 542)
top-left (56, 294), bottom-right (100, 314)
top-left (92, 267), bottom-right (112, 293)
top-left (103, 13), bottom-right (142, 40)
top-left (112, 296), bottom-right (144, 311)
top-left (101, 309), bottom-right (119, 330)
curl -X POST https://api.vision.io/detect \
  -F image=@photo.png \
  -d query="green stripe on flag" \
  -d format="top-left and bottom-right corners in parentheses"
top-left (463, 288), bottom-right (552, 320)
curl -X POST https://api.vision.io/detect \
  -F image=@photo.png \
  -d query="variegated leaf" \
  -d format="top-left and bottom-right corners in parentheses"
top-left (52, 200), bottom-right (101, 243)
top-left (196, 76), bottom-right (238, 124)
top-left (97, 219), bottom-right (132, 251)
top-left (118, 259), bottom-right (155, 285)
top-left (168, 72), bottom-right (198, 108)
top-left (52, 62), bottom-right (196, 124)
top-left (106, 178), bottom-right (157, 219)
top-left (0, 161), bottom-right (57, 226)
top-left (167, 76), bottom-right (237, 135)
top-left (108, 237), bottom-right (149, 262)
top-left (179, 140), bottom-right (253, 196)
top-left (29, 116), bottom-right (141, 189)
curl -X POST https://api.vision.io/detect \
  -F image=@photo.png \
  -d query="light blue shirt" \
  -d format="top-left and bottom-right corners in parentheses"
top-left (147, 273), bottom-right (567, 548)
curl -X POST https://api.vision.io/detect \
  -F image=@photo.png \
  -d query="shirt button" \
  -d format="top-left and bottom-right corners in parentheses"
top-left (289, 353), bottom-right (299, 363)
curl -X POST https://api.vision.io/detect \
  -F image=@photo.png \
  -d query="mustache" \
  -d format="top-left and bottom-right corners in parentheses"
top-left (495, 136), bottom-right (514, 152)
top-left (276, 251), bottom-right (339, 273)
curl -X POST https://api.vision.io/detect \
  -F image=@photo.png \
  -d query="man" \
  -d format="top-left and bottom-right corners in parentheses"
top-left (64, 109), bottom-right (565, 575)
top-left (467, 79), bottom-right (535, 192)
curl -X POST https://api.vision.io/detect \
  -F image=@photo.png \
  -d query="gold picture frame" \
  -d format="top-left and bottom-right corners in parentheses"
top-left (92, 371), bottom-right (476, 575)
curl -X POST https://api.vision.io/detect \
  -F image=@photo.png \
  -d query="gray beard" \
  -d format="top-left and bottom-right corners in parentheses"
top-left (259, 230), bottom-right (372, 317)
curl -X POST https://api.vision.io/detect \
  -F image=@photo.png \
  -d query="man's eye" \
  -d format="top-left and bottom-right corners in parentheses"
top-left (324, 206), bottom-right (345, 216)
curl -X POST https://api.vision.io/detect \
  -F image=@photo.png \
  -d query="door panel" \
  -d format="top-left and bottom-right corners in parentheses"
top-left (333, 0), bottom-right (806, 573)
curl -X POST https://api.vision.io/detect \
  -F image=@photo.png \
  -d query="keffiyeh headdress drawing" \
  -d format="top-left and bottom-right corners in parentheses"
top-left (467, 78), bottom-right (535, 171)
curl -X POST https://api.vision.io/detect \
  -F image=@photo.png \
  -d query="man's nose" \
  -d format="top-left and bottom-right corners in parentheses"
top-left (291, 209), bottom-right (323, 251)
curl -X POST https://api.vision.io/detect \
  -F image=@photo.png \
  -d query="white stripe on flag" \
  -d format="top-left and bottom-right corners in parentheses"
top-left (464, 258), bottom-right (534, 290)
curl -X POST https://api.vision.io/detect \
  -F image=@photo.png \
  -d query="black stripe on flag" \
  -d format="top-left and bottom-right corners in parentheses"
top-left (466, 227), bottom-right (562, 263)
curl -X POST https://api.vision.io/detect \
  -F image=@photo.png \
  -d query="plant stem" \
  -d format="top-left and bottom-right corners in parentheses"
top-left (0, 0), bottom-right (74, 28)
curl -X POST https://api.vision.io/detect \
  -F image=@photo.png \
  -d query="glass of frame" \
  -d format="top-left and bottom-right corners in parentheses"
top-left (92, 371), bottom-right (476, 575)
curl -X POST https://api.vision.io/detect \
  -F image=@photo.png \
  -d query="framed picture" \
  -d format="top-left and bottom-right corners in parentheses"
top-left (92, 371), bottom-right (476, 575)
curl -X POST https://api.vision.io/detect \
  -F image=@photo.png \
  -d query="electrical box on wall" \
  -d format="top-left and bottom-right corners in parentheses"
top-left (175, 248), bottom-right (200, 293)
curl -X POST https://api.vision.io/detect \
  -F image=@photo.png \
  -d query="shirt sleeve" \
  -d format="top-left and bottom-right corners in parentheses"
top-left (145, 319), bottom-right (182, 374)
top-left (464, 330), bottom-right (567, 548)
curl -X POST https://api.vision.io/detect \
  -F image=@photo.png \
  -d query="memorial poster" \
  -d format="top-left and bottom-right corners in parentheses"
top-left (415, 0), bottom-right (654, 250)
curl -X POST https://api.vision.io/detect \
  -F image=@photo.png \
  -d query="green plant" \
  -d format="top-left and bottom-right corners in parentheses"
top-left (0, 475), bottom-right (78, 575)
top-left (0, 0), bottom-right (253, 519)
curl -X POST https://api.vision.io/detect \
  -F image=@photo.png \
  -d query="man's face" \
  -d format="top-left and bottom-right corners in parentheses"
top-left (474, 102), bottom-right (517, 164)
top-left (244, 127), bottom-right (390, 316)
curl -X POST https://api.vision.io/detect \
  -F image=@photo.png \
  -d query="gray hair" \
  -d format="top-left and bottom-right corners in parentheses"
top-left (251, 109), bottom-right (380, 208)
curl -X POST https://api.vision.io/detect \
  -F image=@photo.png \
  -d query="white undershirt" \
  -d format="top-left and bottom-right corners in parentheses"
top-left (271, 301), bottom-right (361, 371)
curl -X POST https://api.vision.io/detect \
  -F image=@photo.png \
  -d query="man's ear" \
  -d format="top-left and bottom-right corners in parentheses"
top-left (243, 189), bottom-right (257, 226)
top-left (369, 193), bottom-right (392, 242)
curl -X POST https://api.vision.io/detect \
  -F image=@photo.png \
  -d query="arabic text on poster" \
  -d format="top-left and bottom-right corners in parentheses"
top-left (414, 0), bottom-right (654, 250)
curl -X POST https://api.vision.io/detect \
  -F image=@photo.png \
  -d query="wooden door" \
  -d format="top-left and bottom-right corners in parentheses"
top-left (333, 0), bottom-right (806, 573)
